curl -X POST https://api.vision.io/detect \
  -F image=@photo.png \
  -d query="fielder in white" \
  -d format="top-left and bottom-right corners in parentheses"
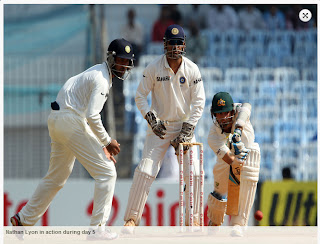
top-left (10, 39), bottom-right (135, 240)
top-left (123, 24), bottom-right (205, 227)
top-left (206, 92), bottom-right (260, 236)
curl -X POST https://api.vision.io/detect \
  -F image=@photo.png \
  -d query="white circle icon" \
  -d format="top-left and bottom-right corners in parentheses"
top-left (299, 9), bottom-right (312, 22)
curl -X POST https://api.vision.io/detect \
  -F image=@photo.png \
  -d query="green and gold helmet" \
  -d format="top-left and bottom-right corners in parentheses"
top-left (210, 92), bottom-right (234, 115)
top-left (210, 92), bottom-right (235, 131)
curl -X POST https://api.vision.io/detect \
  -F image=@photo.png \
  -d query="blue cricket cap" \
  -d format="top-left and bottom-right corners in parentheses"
top-left (163, 24), bottom-right (185, 40)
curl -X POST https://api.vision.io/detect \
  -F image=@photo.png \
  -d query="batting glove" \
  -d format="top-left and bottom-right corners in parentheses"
top-left (232, 128), bottom-right (242, 143)
top-left (145, 111), bottom-right (167, 139)
top-left (231, 141), bottom-right (250, 161)
top-left (170, 122), bottom-right (195, 155)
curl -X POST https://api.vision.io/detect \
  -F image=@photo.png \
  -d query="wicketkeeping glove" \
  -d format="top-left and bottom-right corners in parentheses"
top-left (145, 111), bottom-right (167, 139)
top-left (170, 122), bottom-right (195, 155)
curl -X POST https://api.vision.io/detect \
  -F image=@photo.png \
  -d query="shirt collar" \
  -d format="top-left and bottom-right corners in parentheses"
top-left (163, 55), bottom-right (185, 72)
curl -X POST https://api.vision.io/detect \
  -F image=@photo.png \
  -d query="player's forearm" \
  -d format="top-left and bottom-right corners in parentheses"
top-left (86, 81), bottom-right (111, 145)
top-left (235, 103), bottom-right (251, 129)
top-left (222, 151), bottom-right (235, 165)
top-left (86, 114), bottom-right (111, 146)
top-left (186, 88), bottom-right (205, 125)
top-left (135, 79), bottom-right (152, 117)
top-left (135, 92), bottom-right (150, 118)
top-left (208, 136), bottom-right (231, 163)
top-left (187, 106), bottom-right (204, 125)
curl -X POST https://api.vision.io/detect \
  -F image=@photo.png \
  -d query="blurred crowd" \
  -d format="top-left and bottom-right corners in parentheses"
top-left (120, 4), bottom-right (316, 65)
top-left (118, 4), bottom-right (317, 180)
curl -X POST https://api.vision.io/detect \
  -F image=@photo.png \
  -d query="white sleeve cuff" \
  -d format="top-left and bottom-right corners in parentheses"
top-left (216, 145), bottom-right (230, 159)
top-left (102, 136), bottom-right (112, 147)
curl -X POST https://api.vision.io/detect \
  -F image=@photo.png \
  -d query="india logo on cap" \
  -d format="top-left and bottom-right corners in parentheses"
top-left (171, 28), bottom-right (179, 35)
top-left (125, 46), bottom-right (131, 53)
top-left (217, 98), bottom-right (226, 106)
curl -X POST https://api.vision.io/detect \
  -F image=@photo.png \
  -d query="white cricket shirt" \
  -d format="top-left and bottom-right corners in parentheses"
top-left (135, 54), bottom-right (205, 126)
top-left (56, 62), bottom-right (112, 146)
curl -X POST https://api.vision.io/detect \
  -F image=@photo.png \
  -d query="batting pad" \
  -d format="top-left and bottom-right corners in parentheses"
top-left (124, 168), bottom-right (155, 226)
top-left (184, 176), bottom-right (201, 225)
top-left (230, 144), bottom-right (260, 226)
top-left (207, 192), bottom-right (227, 226)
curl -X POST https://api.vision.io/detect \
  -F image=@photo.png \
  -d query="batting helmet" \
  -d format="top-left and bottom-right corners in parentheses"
top-left (210, 92), bottom-right (235, 131)
top-left (210, 92), bottom-right (234, 115)
top-left (107, 38), bottom-right (135, 80)
top-left (163, 24), bottom-right (186, 59)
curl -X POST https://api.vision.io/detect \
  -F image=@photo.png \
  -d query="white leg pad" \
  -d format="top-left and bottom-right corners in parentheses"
top-left (184, 176), bottom-right (200, 225)
top-left (124, 167), bottom-right (155, 226)
top-left (207, 192), bottom-right (227, 226)
top-left (230, 144), bottom-right (260, 226)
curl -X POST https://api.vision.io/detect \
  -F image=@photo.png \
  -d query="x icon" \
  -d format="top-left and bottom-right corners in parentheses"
top-left (299, 9), bottom-right (312, 22)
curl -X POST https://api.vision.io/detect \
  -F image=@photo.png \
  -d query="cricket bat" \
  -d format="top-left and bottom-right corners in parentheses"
top-left (226, 164), bottom-right (241, 216)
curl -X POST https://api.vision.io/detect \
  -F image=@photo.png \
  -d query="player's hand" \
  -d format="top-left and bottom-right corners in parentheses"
top-left (232, 157), bottom-right (244, 170)
top-left (106, 139), bottom-right (120, 156)
top-left (103, 147), bottom-right (116, 164)
top-left (171, 136), bottom-right (188, 155)
top-left (170, 122), bottom-right (195, 155)
top-left (232, 128), bottom-right (242, 143)
top-left (231, 141), bottom-right (245, 155)
top-left (145, 111), bottom-right (167, 139)
top-left (231, 141), bottom-right (248, 170)
top-left (231, 141), bottom-right (250, 162)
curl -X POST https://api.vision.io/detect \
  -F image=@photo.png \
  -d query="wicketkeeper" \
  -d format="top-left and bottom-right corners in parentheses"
top-left (123, 24), bottom-right (205, 228)
top-left (206, 92), bottom-right (260, 237)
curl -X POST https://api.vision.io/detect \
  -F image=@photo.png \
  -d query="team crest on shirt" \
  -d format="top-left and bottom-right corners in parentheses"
top-left (217, 98), bottom-right (225, 106)
top-left (179, 77), bottom-right (186, 84)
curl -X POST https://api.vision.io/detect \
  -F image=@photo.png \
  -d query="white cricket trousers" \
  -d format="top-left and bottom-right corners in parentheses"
top-left (19, 109), bottom-right (117, 226)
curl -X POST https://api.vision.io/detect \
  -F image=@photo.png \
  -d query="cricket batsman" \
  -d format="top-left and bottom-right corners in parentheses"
top-left (206, 92), bottom-right (260, 236)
